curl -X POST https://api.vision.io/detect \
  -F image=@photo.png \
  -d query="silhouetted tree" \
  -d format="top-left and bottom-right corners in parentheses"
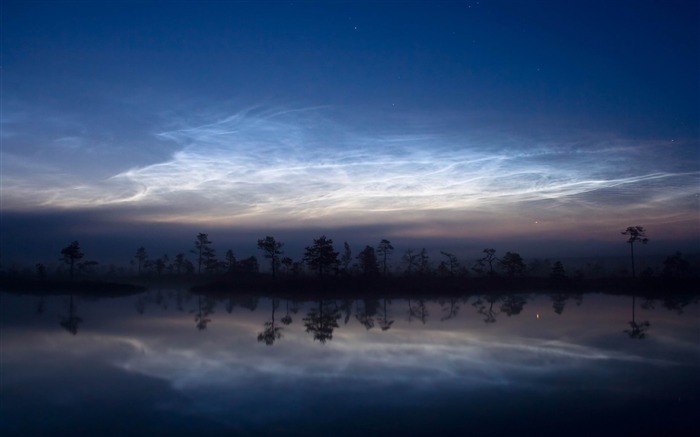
top-left (439, 251), bottom-right (460, 276)
top-left (550, 261), bottom-right (566, 280)
top-left (77, 260), bottom-right (99, 277)
top-left (499, 252), bottom-right (525, 277)
top-left (417, 248), bottom-right (430, 275)
top-left (304, 299), bottom-right (341, 343)
top-left (134, 246), bottom-right (148, 274)
top-left (173, 253), bottom-right (187, 275)
top-left (193, 232), bottom-right (214, 275)
top-left (340, 242), bottom-right (353, 274)
top-left (377, 239), bottom-right (394, 276)
top-left (527, 258), bottom-right (552, 277)
top-left (303, 235), bottom-right (339, 278)
top-left (258, 299), bottom-right (283, 345)
top-left (621, 226), bottom-right (648, 278)
top-left (238, 256), bottom-right (260, 274)
top-left (473, 248), bottom-right (498, 277)
top-left (280, 256), bottom-right (294, 275)
top-left (436, 261), bottom-right (450, 277)
top-left (225, 249), bottom-right (237, 273)
top-left (61, 241), bottom-right (84, 280)
top-left (585, 260), bottom-right (605, 279)
top-left (35, 263), bottom-right (47, 280)
top-left (549, 260), bottom-right (568, 287)
top-left (402, 249), bottom-right (419, 275)
top-left (661, 252), bottom-right (692, 279)
top-left (154, 255), bottom-right (168, 277)
top-left (257, 236), bottom-right (283, 279)
top-left (204, 255), bottom-right (222, 274)
top-left (357, 245), bottom-right (379, 277)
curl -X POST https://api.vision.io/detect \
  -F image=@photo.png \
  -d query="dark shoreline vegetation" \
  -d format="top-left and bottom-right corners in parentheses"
top-left (2, 227), bottom-right (698, 299)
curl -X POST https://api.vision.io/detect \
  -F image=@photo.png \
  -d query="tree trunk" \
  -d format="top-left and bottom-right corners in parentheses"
top-left (630, 242), bottom-right (636, 279)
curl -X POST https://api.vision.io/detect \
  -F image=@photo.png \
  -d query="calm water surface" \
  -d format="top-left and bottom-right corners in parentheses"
top-left (1, 289), bottom-right (698, 436)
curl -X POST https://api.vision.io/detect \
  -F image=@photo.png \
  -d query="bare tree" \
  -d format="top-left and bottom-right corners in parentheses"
top-left (473, 248), bottom-right (498, 277)
top-left (402, 249), bottom-right (419, 275)
top-left (440, 251), bottom-right (460, 276)
top-left (621, 226), bottom-right (649, 278)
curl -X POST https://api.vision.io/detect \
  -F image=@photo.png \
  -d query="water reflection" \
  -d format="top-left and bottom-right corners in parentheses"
top-left (193, 295), bottom-right (216, 330)
top-left (439, 297), bottom-right (461, 321)
top-left (258, 298), bottom-right (283, 345)
top-left (1, 289), bottom-right (698, 435)
top-left (13, 289), bottom-right (700, 344)
top-left (625, 295), bottom-right (651, 339)
top-left (377, 298), bottom-right (394, 331)
top-left (59, 295), bottom-right (82, 335)
top-left (407, 298), bottom-right (429, 324)
top-left (303, 299), bottom-right (341, 343)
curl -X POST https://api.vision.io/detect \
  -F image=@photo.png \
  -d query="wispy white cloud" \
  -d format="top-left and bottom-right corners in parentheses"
top-left (2, 107), bottom-right (698, 237)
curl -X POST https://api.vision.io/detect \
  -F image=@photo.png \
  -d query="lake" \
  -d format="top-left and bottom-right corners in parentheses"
top-left (1, 289), bottom-right (698, 436)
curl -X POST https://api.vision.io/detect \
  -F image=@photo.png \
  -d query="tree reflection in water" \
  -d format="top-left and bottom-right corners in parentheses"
top-left (35, 296), bottom-right (46, 315)
top-left (193, 295), bottom-right (216, 330)
top-left (472, 295), bottom-right (500, 324)
top-left (258, 298), bottom-right (283, 345)
top-left (355, 299), bottom-right (379, 330)
top-left (377, 298), bottom-right (394, 331)
top-left (338, 299), bottom-right (354, 325)
top-left (500, 294), bottom-right (529, 317)
top-left (439, 297), bottom-right (460, 321)
top-left (303, 299), bottom-right (341, 343)
top-left (624, 295), bottom-right (650, 339)
top-left (280, 299), bottom-right (296, 326)
top-left (549, 292), bottom-right (583, 315)
top-left (59, 295), bottom-right (82, 335)
top-left (28, 290), bottom-right (695, 343)
top-left (407, 298), bottom-right (428, 324)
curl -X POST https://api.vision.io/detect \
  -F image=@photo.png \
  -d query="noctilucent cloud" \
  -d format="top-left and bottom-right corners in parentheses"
top-left (2, 1), bottom-right (698, 256)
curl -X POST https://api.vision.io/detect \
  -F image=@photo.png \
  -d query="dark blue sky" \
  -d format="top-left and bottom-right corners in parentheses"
top-left (2, 0), bottom-right (698, 263)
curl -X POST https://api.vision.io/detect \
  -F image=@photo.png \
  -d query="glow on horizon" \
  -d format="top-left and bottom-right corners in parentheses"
top-left (1, 107), bottom-right (698, 240)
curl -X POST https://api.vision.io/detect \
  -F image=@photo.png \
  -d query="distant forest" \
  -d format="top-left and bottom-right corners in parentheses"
top-left (2, 226), bottom-right (698, 294)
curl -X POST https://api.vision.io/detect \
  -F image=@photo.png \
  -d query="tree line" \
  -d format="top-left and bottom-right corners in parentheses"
top-left (12, 226), bottom-right (695, 283)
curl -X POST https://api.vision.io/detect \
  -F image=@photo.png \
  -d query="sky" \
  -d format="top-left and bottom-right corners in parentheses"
top-left (1, 0), bottom-right (699, 265)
